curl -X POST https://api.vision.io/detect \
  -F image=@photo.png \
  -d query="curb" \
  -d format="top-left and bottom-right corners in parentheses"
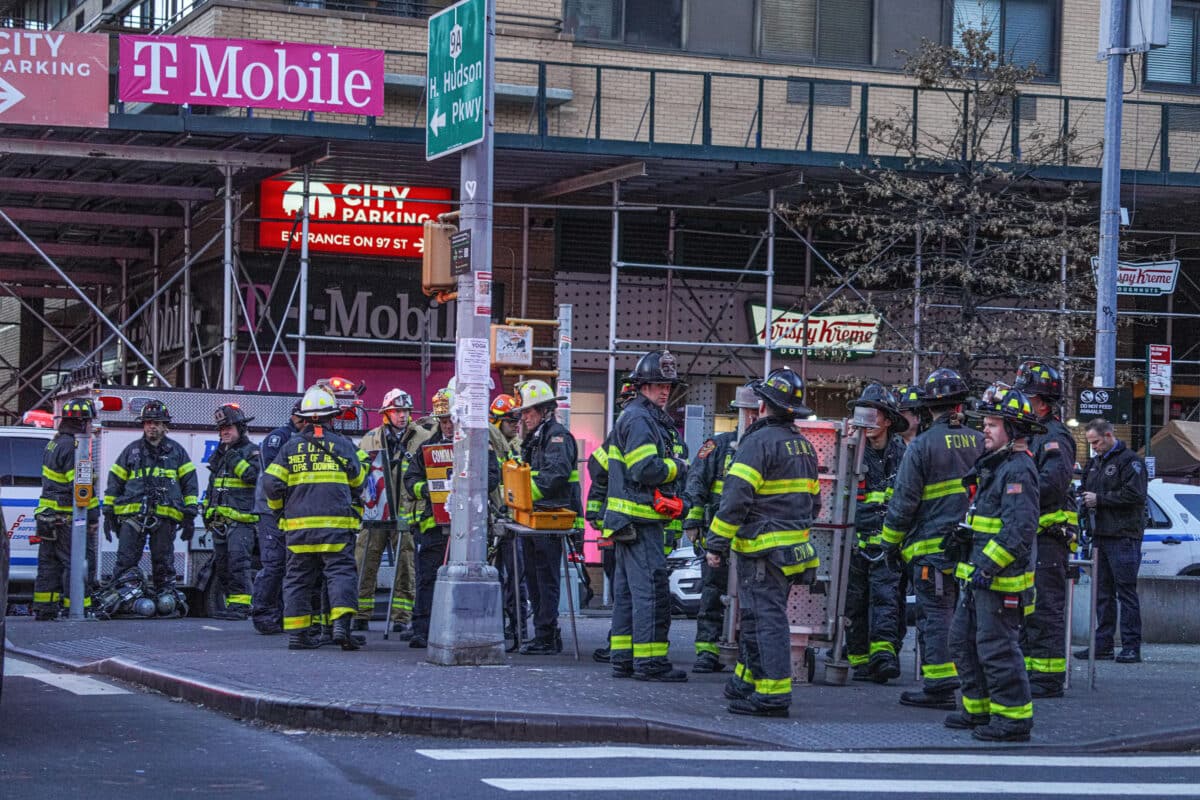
top-left (7, 644), bottom-right (770, 748)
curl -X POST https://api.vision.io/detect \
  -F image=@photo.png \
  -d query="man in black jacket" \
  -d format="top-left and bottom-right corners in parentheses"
top-left (1077, 418), bottom-right (1148, 664)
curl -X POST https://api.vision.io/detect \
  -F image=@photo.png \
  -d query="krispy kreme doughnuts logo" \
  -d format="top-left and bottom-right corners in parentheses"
top-left (749, 305), bottom-right (881, 357)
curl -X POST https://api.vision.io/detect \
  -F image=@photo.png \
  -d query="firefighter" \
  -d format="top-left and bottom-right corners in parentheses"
top-left (104, 400), bottom-right (200, 596)
top-left (263, 383), bottom-right (368, 651)
top-left (945, 386), bottom-right (1042, 742)
top-left (487, 392), bottom-right (522, 650)
top-left (603, 350), bottom-right (689, 682)
top-left (33, 398), bottom-right (100, 620)
top-left (881, 368), bottom-right (983, 710)
top-left (706, 367), bottom-right (821, 717)
top-left (1012, 361), bottom-right (1078, 698)
top-left (353, 388), bottom-right (422, 635)
top-left (203, 403), bottom-right (261, 621)
top-left (845, 384), bottom-right (908, 683)
top-left (512, 379), bottom-right (583, 655)
top-left (250, 400), bottom-right (303, 634)
top-left (489, 394), bottom-right (521, 461)
top-left (894, 384), bottom-right (928, 445)
top-left (682, 382), bottom-right (759, 673)
top-left (587, 380), bottom-right (635, 664)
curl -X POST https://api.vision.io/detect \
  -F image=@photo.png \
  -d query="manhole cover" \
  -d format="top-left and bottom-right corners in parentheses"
top-left (33, 636), bottom-right (154, 663)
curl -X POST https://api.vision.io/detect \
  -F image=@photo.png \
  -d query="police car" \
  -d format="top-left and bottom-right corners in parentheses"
top-left (1141, 479), bottom-right (1200, 577)
top-left (666, 545), bottom-right (702, 617)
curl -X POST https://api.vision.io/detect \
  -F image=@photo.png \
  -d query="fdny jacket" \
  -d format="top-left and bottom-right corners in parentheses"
top-left (104, 436), bottom-right (200, 523)
top-left (203, 437), bottom-right (261, 525)
top-left (881, 412), bottom-right (984, 568)
top-left (1030, 415), bottom-right (1078, 534)
top-left (682, 431), bottom-right (738, 548)
top-left (36, 432), bottom-right (100, 521)
top-left (705, 416), bottom-right (822, 575)
top-left (602, 394), bottom-right (688, 535)
top-left (955, 446), bottom-right (1040, 593)
top-left (397, 417), bottom-right (439, 530)
top-left (521, 418), bottom-right (583, 522)
top-left (262, 425), bottom-right (368, 543)
top-left (403, 428), bottom-right (501, 534)
top-left (254, 419), bottom-right (299, 515)
top-left (1081, 439), bottom-right (1148, 539)
top-left (856, 434), bottom-right (907, 547)
top-left (585, 433), bottom-right (615, 534)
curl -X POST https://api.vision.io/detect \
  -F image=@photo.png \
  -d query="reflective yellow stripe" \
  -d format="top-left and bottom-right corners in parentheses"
top-left (731, 529), bottom-right (810, 554)
top-left (711, 479), bottom-right (724, 495)
top-left (727, 462), bottom-right (763, 489)
top-left (593, 448), bottom-right (609, 469)
top-left (33, 591), bottom-right (58, 602)
top-left (287, 542), bottom-right (350, 553)
top-left (901, 536), bottom-right (943, 562)
top-left (530, 471), bottom-right (544, 502)
top-left (695, 642), bottom-right (720, 655)
top-left (110, 463), bottom-right (129, 481)
top-left (734, 662), bottom-right (753, 682)
top-left (212, 507), bottom-right (258, 523)
top-left (758, 477), bottom-right (819, 495)
top-left (283, 615), bottom-right (311, 630)
top-left (267, 497), bottom-right (283, 511)
top-left (971, 515), bottom-right (1002, 535)
top-left (265, 463), bottom-right (289, 481)
top-left (663, 457), bottom-right (678, 483)
top-left (1037, 510), bottom-right (1067, 530)
top-left (990, 701), bottom-right (1033, 720)
top-left (419, 516), bottom-right (438, 532)
top-left (280, 517), bottom-right (359, 532)
top-left (869, 641), bottom-right (896, 655)
top-left (754, 677), bottom-right (792, 696)
top-left (234, 459), bottom-right (254, 478)
top-left (43, 465), bottom-right (72, 483)
top-left (848, 653), bottom-right (869, 666)
top-left (1025, 657), bottom-right (1066, 674)
top-left (610, 635), bottom-right (632, 651)
top-left (863, 491), bottom-right (888, 504)
top-left (348, 469), bottom-right (366, 489)
top-left (607, 497), bottom-right (668, 521)
top-left (178, 462), bottom-right (196, 477)
top-left (982, 538), bottom-right (1015, 568)
top-left (625, 443), bottom-right (659, 468)
top-left (587, 500), bottom-right (603, 513)
top-left (214, 477), bottom-right (254, 489)
top-left (710, 515), bottom-right (737, 539)
top-left (226, 594), bottom-right (251, 605)
top-left (685, 506), bottom-right (705, 522)
top-left (881, 524), bottom-right (905, 545)
top-left (36, 498), bottom-right (73, 513)
top-left (922, 479), bottom-right (965, 500)
top-left (358, 598), bottom-right (375, 610)
top-left (330, 606), bottom-right (356, 620)
top-left (962, 695), bottom-right (990, 715)
top-left (607, 445), bottom-right (625, 464)
top-left (954, 562), bottom-right (1035, 592)
top-left (632, 642), bottom-right (669, 658)
top-left (922, 662), bottom-right (958, 679)
top-left (283, 471), bottom-right (350, 487)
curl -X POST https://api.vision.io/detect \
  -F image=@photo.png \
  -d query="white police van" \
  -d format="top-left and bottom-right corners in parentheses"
top-left (1141, 479), bottom-right (1200, 577)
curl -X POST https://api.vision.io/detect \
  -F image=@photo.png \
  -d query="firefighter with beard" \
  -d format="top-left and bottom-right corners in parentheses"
top-left (945, 386), bottom-right (1042, 742)
top-left (1011, 361), bottom-right (1078, 698)
top-left (881, 368), bottom-right (984, 711)
top-left (706, 367), bottom-right (821, 718)
top-left (33, 398), bottom-right (100, 619)
top-left (682, 382), bottom-right (759, 673)
top-left (845, 384), bottom-right (908, 683)
top-left (203, 403), bottom-right (260, 621)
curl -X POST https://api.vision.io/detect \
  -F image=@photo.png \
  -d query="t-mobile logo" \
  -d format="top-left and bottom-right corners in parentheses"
top-left (130, 40), bottom-right (178, 96)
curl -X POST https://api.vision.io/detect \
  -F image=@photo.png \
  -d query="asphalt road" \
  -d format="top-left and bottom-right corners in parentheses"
top-left (4, 654), bottom-right (1200, 799)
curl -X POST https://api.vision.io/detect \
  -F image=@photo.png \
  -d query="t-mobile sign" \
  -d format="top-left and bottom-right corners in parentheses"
top-left (118, 34), bottom-right (384, 115)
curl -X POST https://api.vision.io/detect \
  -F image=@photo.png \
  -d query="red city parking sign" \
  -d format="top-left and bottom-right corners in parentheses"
top-left (0, 29), bottom-right (109, 128)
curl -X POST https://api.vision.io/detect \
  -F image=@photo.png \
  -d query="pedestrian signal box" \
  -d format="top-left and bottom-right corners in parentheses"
top-left (422, 221), bottom-right (457, 295)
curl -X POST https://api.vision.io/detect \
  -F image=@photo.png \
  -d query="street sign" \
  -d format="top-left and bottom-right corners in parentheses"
top-left (426, 0), bottom-right (485, 160)
top-left (450, 229), bottom-right (472, 275)
top-left (0, 29), bottom-right (109, 128)
top-left (1149, 344), bottom-right (1172, 397)
top-left (1076, 386), bottom-right (1132, 424)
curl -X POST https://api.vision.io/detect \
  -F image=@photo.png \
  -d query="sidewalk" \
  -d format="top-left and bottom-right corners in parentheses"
top-left (6, 612), bottom-right (1199, 752)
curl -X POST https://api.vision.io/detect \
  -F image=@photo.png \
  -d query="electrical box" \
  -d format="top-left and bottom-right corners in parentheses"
top-left (422, 221), bottom-right (457, 295)
top-left (1098, 0), bottom-right (1170, 57)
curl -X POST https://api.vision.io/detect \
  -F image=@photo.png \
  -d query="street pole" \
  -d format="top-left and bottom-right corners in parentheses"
top-left (222, 166), bottom-right (235, 390)
top-left (1096, 0), bottom-right (1127, 389)
top-left (1144, 345), bottom-right (1152, 458)
top-left (428, 0), bottom-right (504, 666)
top-left (67, 428), bottom-right (94, 620)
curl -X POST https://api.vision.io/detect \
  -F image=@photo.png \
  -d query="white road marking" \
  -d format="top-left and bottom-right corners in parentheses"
top-left (481, 776), bottom-right (1200, 795)
top-left (418, 746), bottom-right (1200, 770)
top-left (5, 657), bottom-right (129, 695)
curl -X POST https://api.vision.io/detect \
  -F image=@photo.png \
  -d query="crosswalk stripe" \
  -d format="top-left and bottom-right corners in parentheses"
top-left (418, 746), bottom-right (1200, 770)
top-left (4, 657), bottom-right (130, 696)
top-left (481, 777), bottom-right (1200, 795)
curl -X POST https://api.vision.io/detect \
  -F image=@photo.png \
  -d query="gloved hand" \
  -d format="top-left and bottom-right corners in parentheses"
top-left (970, 568), bottom-right (993, 590)
top-left (180, 513), bottom-right (197, 542)
top-left (103, 509), bottom-right (117, 543)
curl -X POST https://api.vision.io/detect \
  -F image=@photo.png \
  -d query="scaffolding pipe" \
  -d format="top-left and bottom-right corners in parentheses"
top-left (221, 167), bottom-right (235, 389)
top-left (764, 191), bottom-right (775, 375)
top-left (182, 203), bottom-right (192, 388)
top-left (606, 181), bottom-right (620, 432)
top-left (152, 228), bottom-right (161, 372)
top-left (297, 167), bottom-right (312, 391)
top-left (521, 206), bottom-right (530, 318)
top-left (616, 261), bottom-right (765, 276)
top-left (664, 210), bottom-right (675, 343)
top-left (914, 226), bottom-right (922, 384)
top-left (118, 259), bottom-right (128, 384)
top-left (0, 208), bottom-right (169, 385)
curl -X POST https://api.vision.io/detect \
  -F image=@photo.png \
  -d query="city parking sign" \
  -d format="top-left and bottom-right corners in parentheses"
top-left (426, 0), bottom-right (485, 160)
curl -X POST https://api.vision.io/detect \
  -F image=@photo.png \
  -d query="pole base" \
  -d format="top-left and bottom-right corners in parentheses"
top-left (426, 561), bottom-right (506, 666)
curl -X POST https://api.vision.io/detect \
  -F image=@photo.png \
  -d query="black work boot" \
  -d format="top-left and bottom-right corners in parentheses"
top-left (851, 664), bottom-right (874, 681)
top-left (972, 720), bottom-right (1032, 743)
top-left (332, 616), bottom-right (362, 650)
top-left (1115, 647), bottom-right (1142, 664)
top-left (1030, 683), bottom-right (1064, 699)
top-left (592, 646), bottom-right (611, 663)
top-left (519, 636), bottom-right (556, 655)
top-left (692, 651), bottom-right (723, 673)
top-left (869, 653), bottom-right (901, 682)
top-left (611, 661), bottom-right (634, 679)
top-left (553, 628), bottom-right (563, 654)
top-left (633, 666), bottom-right (688, 683)
top-left (724, 679), bottom-right (751, 701)
top-left (352, 618), bottom-right (370, 632)
top-left (944, 711), bottom-right (990, 729)
top-left (288, 630), bottom-right (322, 650)
top-left (1074, 646), bottom-right (1114, 660)
top-left (899, 690), bottom-right (957, 710)
top-left (728, 699), bottom-right (789, 718)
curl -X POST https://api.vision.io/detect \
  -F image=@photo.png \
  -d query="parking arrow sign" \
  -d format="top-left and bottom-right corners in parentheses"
top-left (426, 0), bottom-right (485, 160)
top-left (0, 77), bottom-right (24, 115)
top-left (429, 109), bottom-right (446, 136)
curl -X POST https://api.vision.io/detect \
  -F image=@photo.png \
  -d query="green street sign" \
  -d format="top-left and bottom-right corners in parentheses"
top-left (426, 0), bottom-right (486, 161)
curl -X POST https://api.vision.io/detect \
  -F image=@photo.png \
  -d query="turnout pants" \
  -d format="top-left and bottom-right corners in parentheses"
top-left (951, 586), bottom-right (1034, 732)
top-left (354, 527), bottom-right (416, 624)
top-left (281, 530), bottom-right (358, 631)
top-left (34, 520), bottom-right (97, 614)
top-left (1021, 533), bottom-right (1068, 690)
top-left (251, 514), bottom-right (286, 630)
top-left (1095, 536), bottom-right (1143, 651)
top-left (844, 548), bottom-right (903, 669)
top-left (912, 561), bottom-right (960, 694)
top-left (694, 542), bottom-right (728, 657)
top-left (412, 528), bottom-right (450, 641)
top-left (114, 517), bottom-right (177, 590)
top-left (726, 554), bottom-right (792, 710)
top-left (610, 523), bottom-right (673, 673)
top-left (212, 521), bottom-right (255, 612)
top-left (522, 533), bottom-right (562, 641)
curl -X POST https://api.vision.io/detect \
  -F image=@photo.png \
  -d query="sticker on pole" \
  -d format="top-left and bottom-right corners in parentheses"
top-left (474, 271), bottom-right (493, 317)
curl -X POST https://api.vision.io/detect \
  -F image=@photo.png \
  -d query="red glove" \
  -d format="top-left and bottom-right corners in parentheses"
top-left (653, 489), bottom-right (684, 519)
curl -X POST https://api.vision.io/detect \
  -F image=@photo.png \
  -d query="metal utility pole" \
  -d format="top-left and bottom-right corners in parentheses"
top-left (1096, 0), bottom-right (1128, 389)
top-left (426, 0), bottom-right (504, 665)
top-left (222, 166), bottom-right (235, 390)
top-left (67, 428), bottom-right (95, 619)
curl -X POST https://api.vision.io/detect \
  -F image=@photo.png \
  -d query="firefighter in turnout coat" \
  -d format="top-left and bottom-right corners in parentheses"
top-left (845, 384), bottom-right (908, 683)
top-left (881, 368), bottom-right (984, 711)
top-left (946, 386), bottom-right (1042, 742)
top-left (706, 367), bottom-right (821, 717)
top-left (263, 383), bottom-right (368, 651)
top-left (203, 403), bottom-right (260, 620)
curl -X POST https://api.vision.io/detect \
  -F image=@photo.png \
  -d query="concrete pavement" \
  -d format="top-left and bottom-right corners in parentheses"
top-left (6, 613), bottom-right (1200, 752)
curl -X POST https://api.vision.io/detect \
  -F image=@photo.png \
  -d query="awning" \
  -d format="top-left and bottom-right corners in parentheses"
top-left (1142, 421), bottom-right (1200, 477)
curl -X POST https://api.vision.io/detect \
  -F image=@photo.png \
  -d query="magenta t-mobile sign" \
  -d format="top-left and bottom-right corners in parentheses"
top-left (118, 34), bottom-right (384, 116)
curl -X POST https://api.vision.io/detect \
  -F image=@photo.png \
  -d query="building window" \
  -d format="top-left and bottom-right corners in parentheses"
top-left (951, 0), bottom-right (1057, 77)
top-left (758, 0), bottom-right (872, 65)
top-left (564, 0), bottom-right (683, 49)
top-left (1146, 4), bottom-right (1197, 86)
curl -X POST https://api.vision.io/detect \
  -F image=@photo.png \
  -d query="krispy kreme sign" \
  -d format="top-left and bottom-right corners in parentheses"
top-left (749, 304), bottom-right (881, 358)
top-left (1089, 258), bottom-right (1179, 296)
